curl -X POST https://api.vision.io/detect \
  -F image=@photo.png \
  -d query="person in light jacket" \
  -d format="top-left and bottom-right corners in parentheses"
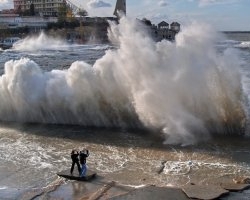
top-left (79, 148), bottom-right (89, 177)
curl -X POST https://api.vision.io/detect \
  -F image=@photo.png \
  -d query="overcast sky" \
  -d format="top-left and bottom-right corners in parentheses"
top-left (0, 0), bottom-right (249, 31)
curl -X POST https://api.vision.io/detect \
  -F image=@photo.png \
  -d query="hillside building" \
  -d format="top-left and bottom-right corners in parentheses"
top-left (141, 19), bottom-right (181, 41)
top-left (1, 0), bottom-right (180, 43)
top-left (155, 21), bottom-right (181, 41)
top-left (13, 0), bottom-right (66, 17)
top-left (0, 14), bottom-right (57, 31)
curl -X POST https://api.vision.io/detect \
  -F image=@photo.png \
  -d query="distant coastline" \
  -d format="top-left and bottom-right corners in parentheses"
top-left (222, 31), bottom-right (250, 33)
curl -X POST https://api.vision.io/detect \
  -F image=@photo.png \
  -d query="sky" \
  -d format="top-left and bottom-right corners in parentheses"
top-left (0, 0), bottom-right (250, 31)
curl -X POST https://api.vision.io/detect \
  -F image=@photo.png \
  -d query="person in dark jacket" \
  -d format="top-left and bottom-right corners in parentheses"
top-left (79, 148), bottom-right (89, 177)
top-left (70, 150), bottom-right (81, 175)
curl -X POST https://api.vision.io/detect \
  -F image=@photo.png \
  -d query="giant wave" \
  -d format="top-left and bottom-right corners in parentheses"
top-left (0, 17), bottom-right (246, 145)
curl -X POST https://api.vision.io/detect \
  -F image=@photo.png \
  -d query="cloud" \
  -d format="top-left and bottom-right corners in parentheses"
top-left (0, 0), bottom-right (13, 10)
top-left (199, 0), bottom-right (223, 6)
top-left (158, 0), bottom-right (168, 7)
top-left (191, 0), bottom-right (237, 7)
top-left (87, 0), bottom-right (112, 9)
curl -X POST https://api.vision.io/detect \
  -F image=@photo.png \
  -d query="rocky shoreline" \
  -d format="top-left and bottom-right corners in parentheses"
top-left (17, 174), bottom-right (250, 200)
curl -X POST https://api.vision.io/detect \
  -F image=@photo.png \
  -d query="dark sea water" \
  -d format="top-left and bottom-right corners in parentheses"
top-left (1, 19), bottom-right (250, 199)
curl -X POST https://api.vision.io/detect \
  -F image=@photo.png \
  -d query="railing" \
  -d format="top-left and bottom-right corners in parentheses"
top-left (65, 0), bottom-right (81, 14)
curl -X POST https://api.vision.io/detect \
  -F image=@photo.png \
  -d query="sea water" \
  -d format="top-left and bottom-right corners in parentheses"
top-left (0, 18), bottom-right (250, 199)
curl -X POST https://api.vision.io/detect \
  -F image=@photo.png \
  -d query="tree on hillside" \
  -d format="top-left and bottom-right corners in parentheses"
top-left (77, 8), bottom-right (88, 17)
top-left (142, 18), bottom-right (152, 26)
top-left (58, 2), bottom-right (68, 21)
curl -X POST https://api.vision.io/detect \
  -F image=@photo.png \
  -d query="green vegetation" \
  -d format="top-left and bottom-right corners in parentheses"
top-left (47, 19), bottom-right (80, 30)
top-left (0, 26), bottom-right (29, 38)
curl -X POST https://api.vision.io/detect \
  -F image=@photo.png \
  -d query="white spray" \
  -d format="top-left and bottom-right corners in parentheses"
top-left (12, 31), bottom-right (68, 51)
top-left (0, 17), bottom-right (246, 145)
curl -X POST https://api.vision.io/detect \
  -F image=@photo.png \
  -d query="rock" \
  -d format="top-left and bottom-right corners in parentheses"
top-left (157, 161), bottom-right (167, 174)
top-left (182, 184), bottom-right (229, 200)
top-left (221, 182), bottom-right (250, 191)
top-left (110, 185), bottom-right (189, 200)
top-left (233, 177), bottom-right (250, 184)
top-left (86, 181), bottom-right (115, 200)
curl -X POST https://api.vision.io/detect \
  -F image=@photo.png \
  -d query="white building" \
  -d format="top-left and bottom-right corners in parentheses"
top-left (0, 13), bottom-right (57, 31)
top-left (13, 0), bottom-right (66, 17)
